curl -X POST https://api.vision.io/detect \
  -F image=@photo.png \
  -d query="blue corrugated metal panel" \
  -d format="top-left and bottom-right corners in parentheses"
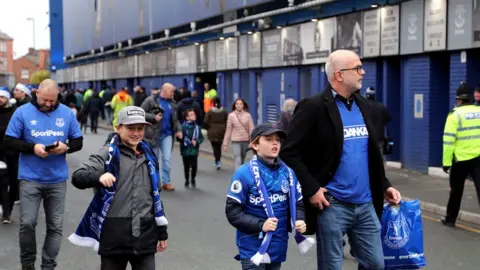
top-left (50, 0), bottom-right (66, 70)
top-left (383, 58), bottom-right (401, 162)
top-left (428, 53), bottom-right (450, 167)
top-left (401, 55), bottom-right (430, 172)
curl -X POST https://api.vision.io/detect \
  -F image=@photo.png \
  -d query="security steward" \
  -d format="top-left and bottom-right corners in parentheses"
top-left (442, 82), bottom-right (480, 227)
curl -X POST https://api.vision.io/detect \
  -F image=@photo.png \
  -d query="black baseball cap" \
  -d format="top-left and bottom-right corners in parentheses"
top-left (250, 123), bottom-right (287, 142)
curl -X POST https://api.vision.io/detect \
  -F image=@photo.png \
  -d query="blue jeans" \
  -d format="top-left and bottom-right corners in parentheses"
top-left (316, 195), bottom-right (384, 270)
top-left (240, 260), bottom-right (282, 270)
top-left (154, 135), bottom-right (173, 185)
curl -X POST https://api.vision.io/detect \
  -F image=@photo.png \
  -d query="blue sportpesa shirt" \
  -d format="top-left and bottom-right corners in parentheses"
top-left (227, 158), bottom-right (302, 263)
top-left (6, 103), bottom-right (82, 184)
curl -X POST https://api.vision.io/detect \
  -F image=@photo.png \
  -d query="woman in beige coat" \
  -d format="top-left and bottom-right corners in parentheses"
top-left (222, 98), bottom-right (254, 170)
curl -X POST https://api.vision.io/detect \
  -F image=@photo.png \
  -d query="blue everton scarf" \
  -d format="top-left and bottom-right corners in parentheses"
top-left (183, 121), bottom-right (199, 146)
top-left (68, 134), bottom-right (168, 251)
top-left (248, 155), bottom-right (315, 266)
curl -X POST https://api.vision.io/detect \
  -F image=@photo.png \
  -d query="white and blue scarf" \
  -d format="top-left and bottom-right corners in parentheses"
top-left (183, 121), bottom-right (199, 146)
top-left (248, 155), bottom-right (315, 266)
top-left (68, 134), bottom-right (168, 251)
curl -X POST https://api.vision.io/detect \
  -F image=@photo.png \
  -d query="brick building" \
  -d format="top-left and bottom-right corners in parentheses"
top-left (13, 48), bottom-right (50, 85)
top-left (0, 30), bottom-right (14, 87)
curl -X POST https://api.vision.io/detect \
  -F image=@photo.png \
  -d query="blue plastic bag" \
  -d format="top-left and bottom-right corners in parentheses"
top-left (381, 200), bottom-right (427, 269)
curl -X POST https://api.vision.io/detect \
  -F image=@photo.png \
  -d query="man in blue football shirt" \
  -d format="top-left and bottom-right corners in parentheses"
top-left (4, 79), bottom-right (83, 270)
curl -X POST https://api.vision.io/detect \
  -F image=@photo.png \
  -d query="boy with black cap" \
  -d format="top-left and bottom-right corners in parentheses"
top-left (225, 123), bottom-right (315, 269)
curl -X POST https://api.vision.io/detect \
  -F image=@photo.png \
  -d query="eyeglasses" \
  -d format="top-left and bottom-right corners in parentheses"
top-left (338, 65), bottom-right (364, 75)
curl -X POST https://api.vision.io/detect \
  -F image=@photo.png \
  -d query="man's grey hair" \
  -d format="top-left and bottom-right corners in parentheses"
top-left (325, 56), bottom-right (336, 82)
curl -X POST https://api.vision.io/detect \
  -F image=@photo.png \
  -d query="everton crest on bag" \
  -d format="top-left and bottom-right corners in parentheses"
top-left (381, 200), bottom-right (427, 269)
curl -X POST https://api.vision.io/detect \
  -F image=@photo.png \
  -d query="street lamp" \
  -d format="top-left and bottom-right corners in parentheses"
top-left (27, 18), bottom-right (35, 49)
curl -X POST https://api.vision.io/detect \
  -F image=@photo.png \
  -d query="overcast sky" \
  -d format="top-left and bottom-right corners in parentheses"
top-left (0, 0), bottom-right (50, 59)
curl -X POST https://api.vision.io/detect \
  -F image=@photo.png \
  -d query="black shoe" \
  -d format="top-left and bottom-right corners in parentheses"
top-left (191, 179), bottom-right (196, 188)
top-left (184, 180), bottom-right (190, 187)
top-left (22, 265), bottom-right (35, 270)
top-left (441, 217), bottom-right (455, 227)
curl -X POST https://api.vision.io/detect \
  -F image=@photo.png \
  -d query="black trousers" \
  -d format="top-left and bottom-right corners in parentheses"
top-left (90, 113), bottom-right (99, 132)
top-left (182, 156), bottom-right (198, 182)
top-left (211, 141), bottom-right (222, 163)
top-left (101, 254), bottom-right (155, 270)
top-left (445, 156), bottom-right (480, 222)
top-left (0, 159), bottom-right (19, 218)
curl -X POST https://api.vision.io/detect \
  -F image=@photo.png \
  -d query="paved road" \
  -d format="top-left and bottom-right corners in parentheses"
top-left (1, 129), bottom-right (480, 269)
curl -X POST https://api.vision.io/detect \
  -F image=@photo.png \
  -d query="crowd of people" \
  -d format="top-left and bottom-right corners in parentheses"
top-left (0, 50), bottom-right (412, 270)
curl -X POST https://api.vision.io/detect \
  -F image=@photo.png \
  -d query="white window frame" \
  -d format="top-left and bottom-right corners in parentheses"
top-left (21, 68), bottom-right (29, 79)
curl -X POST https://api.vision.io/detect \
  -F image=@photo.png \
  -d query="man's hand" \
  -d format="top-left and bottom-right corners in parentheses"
top-left (262, 217), bottom-right (278, 232)
top-left (192, 140), bottom-right (197, 146)
top-left (48, 141), bottom-right (68, 155)
top-left (99, 173), bottom-right (116, 188)
top-left (34, 144), bottom-right (49, 158)
top-left (176, 131), bottom-right (183, 139)
top-left (156, 240), bottom-right (168, 252)
top-left (384, 187), bottom-right (402, 205)
top-left (443, 166), bottom-right (451, 174)
top-left (309, 187), bottom-right (330, 210)
top-left (295, 220), bottom-right (307, 234)
top-left (155, 113), bottom-right (163, 122)
top-left (223, 145), bottom-right (228, 152)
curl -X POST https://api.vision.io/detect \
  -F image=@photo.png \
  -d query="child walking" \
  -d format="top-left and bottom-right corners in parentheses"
top-left (179, 109), bottom-right (204, 187)
top-left (225, 123), bottom-right (315, 270)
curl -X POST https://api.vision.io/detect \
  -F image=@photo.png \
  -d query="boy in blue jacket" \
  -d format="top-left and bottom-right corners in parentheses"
top-left (225, 123), bottom-right (315, 270)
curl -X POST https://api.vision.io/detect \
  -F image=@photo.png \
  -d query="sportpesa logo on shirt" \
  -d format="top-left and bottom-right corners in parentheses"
top-left (249, 194), bottom-right (287, 205)
top-left (31, 130), bottom-right (65, 138)
top-left (344, 125), bottom-right (368, 140)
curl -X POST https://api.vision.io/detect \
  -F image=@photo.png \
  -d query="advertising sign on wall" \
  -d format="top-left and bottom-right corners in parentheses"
top-left (166, 48), bottom-right (176, 75)
top-left (248, 32), bottom-right (262, 68)
top-left (400, 0), bottom-right (425, 55)
top-left (334, 12), bottom-right (363, 54)
top-left (176, 45), bottom-right (197, 74)
top-left (239, 35), bottom-right (248, 69)
top-left (381, 5), bottom-right (400, 55)
top-left (208, 41), bottom-right (216, 72)
top-left (449, 0), bottom-right (472, 50)
top-left (300, 17), bottom-right (335, 64)
top-left (216, 40), bottom-right (226, 70)
top-left (363, 9), bottom-right (381, 58)
top-left (197, 43), bottom-right (208, 72)
top-left (262, 29), bottom-right (283, 67)
top-left (281, 25), bottom-right (303, 66)
top-left (225, 37), bottom-right (239, 70)
top-left (424, 0), bottom-right (447, 51)
top-left (472, 0), bottom-right (480, 47)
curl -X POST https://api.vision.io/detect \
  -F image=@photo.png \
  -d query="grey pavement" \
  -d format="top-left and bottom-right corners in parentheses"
top-left (1, 129), bottom-right (480, 269)
top-left (198, 135), bottom-right (480, 225)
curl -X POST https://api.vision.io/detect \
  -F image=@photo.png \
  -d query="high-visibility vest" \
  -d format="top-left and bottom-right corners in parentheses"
top-left (203, 89), bottom-right (217, 112)
top-left (443, 104), bottom-right (480, 166)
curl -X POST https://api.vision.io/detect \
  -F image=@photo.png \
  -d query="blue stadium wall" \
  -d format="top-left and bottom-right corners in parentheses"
top-left (51, 0), bottom-right (480, 174)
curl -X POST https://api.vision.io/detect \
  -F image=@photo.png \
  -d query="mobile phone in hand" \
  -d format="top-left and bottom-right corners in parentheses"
top-left (45, 141), bottom-right (59, 151)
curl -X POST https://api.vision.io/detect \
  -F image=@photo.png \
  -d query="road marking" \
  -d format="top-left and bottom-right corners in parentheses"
top-left (422, 214), bottom-right (480, 234)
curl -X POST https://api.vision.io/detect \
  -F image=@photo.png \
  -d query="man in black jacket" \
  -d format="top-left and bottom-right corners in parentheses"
top-left (0, 88), bottom-right (16, 223)
top-left (280, 50), bottom-right (401, 270)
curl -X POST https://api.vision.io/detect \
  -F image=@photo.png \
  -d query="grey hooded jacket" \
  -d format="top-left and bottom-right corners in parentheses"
top-left (141, 94), bottom-right (181, 148)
